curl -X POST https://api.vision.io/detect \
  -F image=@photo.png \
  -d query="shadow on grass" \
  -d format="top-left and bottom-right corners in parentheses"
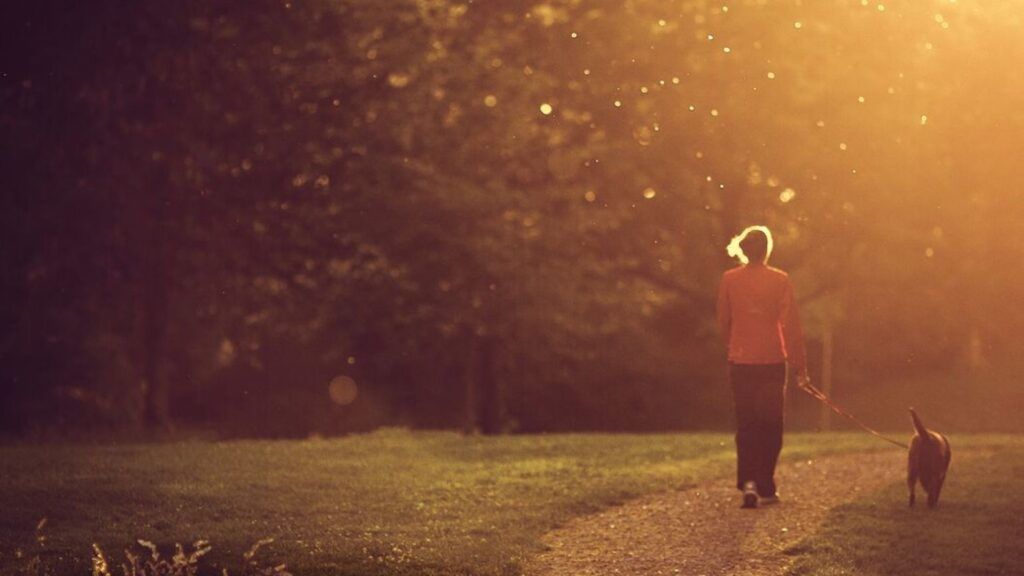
top-left (785, 447), bottom-right (1024, 576)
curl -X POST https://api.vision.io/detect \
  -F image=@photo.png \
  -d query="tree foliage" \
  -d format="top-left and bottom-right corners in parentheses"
top-left (2, 0), bottom-right (1022, 435)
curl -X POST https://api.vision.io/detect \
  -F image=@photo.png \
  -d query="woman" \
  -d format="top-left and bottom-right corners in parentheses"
top-left (716, 225), bottom-right (808, 509)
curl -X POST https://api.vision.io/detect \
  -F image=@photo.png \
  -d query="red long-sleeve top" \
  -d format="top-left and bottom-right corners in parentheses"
top-left (717, 263), bottom-right (807, 370)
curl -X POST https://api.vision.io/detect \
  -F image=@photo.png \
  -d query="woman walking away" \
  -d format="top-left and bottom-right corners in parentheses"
top-left (716, 225), bottom-right (808, 509)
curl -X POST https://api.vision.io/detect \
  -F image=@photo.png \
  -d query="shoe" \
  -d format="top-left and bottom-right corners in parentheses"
top-left (741, 481), bottom-right (758, 509)
top-left (759, 494), bottom-right (780, 505)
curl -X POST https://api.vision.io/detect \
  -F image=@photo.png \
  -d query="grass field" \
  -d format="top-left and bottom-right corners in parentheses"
top-left (785, 439), bottom-right (1024, 576)
top-left (0, 431), bottom-right (1019, 575)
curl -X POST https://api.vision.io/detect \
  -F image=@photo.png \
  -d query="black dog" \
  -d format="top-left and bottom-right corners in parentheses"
top-left (907, 408), bottom-right (952, 508)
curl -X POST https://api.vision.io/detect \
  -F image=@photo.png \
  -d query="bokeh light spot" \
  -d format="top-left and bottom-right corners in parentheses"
top-left (633, 125), bottom-right (654, 145)
top-left (539, 103), bottom-right (553, 115)
top-left (387, 72), bottom-right (410, 88)
top-left (328, 376), bottom-right (359, 405)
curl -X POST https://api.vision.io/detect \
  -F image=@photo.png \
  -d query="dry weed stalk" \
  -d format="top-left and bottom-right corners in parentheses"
top-left (91, 537), bottom-right (290, 576)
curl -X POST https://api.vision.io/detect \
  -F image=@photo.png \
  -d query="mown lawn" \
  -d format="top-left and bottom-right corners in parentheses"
top-left (785, 436), bottom-right (1024, 576)
top-left (0, 431), bottom-right (1016, 575)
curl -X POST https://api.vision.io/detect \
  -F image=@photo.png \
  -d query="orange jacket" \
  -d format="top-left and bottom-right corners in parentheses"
top-left (717, 263), bottom-right (807, 370)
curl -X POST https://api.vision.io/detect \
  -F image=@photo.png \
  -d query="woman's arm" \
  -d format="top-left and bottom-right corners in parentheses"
top-left (780, 278), bottom-right (807, 379)
top-left (716, 275), bottom-right (731, 350)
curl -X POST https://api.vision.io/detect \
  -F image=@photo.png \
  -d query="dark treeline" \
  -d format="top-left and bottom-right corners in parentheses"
top-left (2, 0), bottom-right (1022, 437)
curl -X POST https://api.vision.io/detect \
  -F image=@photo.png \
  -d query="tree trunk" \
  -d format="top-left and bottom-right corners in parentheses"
top-left (477, 335), bottom-right (504, 435)
top-left (819, 323), bottom-right (834, 431)
top-left (140, 166), bottom-right (172, 432)
top-left (141, 264), bottom-right (169, 431)
top-left (462, 331), bottom-right (478, 434)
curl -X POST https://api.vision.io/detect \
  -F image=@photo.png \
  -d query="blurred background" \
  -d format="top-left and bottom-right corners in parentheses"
top-left (2, 0), bottom-right (1022, 439)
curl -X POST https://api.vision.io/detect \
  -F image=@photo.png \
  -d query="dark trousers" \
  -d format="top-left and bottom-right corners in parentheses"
top-left (730, 362), bottom-right (786, 496)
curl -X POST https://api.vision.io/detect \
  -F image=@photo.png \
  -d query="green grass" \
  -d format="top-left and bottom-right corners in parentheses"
top-left (786, 437), bottom-right (1024, 576)
top-left (0, 431), bottom-right (1017, 575)
top-left (0, 430), bottom-right (881, 575)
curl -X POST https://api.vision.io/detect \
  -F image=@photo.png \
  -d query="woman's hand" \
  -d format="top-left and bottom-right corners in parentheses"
top-left (792, 368), bottom-right (811, 390)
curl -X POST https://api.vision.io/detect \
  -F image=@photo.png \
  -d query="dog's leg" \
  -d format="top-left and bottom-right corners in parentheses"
top-left (907, 457), bottom-right (918, 507)
top-left (927, 435), bottom-right (951, 509)
top-left (929, 473), bottom-right (946, 508)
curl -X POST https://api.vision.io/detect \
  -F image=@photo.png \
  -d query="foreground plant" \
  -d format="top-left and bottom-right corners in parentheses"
top-left (5, 518), bottom-right (50, 576)
top-left (91, 537), bottom-right (290, 576)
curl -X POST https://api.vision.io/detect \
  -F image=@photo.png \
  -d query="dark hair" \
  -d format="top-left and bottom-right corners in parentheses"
top-left (740, 229), bottom-right (769, 263)
top-left (726, 225), bottom-right (773, 264)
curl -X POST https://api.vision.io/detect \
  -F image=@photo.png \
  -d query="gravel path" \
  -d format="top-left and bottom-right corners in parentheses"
top-left (525, 449), bottom-right (979, 576)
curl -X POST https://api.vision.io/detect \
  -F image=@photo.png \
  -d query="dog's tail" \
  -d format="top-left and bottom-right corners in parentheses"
top-left (909, 407), bottom-right (930, 439)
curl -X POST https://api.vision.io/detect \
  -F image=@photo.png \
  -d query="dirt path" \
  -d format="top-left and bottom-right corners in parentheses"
top-left (525, 449), bottom-right (976, 576)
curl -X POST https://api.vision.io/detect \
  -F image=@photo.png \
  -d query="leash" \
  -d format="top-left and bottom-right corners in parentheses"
top-left (796, 378), bottom-right (909, 449)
